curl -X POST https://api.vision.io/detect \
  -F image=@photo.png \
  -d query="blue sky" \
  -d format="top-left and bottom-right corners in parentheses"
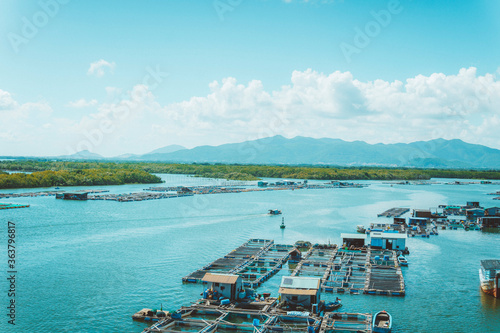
top-left (1, 0), bottom-right (500, 156)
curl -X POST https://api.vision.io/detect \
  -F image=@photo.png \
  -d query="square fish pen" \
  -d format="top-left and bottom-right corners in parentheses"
top-left (258, 314), bottom-right (323, 333)
top-left (145, 308), bottom-right (272, 333)
top-left (239, 244), bottom-right (296, 287)
top-left (319, 312), bottom-right (372, 333)
top-left (183, 239), bottom-right (274, 283)
top-left (322, 250), bottom-right (368, 294)
top-left (291, 246), bottom-right (338, 279)
top-left (364, 249), bottom-right (405, 296)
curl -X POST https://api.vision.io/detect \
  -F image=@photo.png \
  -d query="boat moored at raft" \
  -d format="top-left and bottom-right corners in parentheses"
top-left (324, 298), bottom-right (342, 311)
top-left (398, 255), bottom-right (408, 267)
top-left (356, 225), bottom-right (366, 233)
top-left (132, 308), bottom-right (169, 322)
top-left (373, 310), bottom-right (392, 332)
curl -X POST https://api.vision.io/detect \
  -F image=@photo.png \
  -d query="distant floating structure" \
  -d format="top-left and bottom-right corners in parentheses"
top-left (0, 203), bottom-right (30, 210)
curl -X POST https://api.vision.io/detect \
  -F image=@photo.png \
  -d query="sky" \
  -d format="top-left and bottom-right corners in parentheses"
top-left (1, 0), bottom-right (500, 156)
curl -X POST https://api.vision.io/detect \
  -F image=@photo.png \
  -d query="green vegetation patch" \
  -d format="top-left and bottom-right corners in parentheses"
top-left (0, 168), bottom-right (162, 189)
top-left (1, 160), bottom-right (500, 187)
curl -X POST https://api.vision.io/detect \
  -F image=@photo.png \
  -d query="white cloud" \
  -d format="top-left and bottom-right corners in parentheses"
top-left (0, 90), bottom-right (55, 155)
top-left (87, 59), bottom-right (116, 77)
top-left (2, 67), bottom-right (500, 156)
top-left (67, 98), bottom-right (98, 108)
top-left (158, 67), bottom-right (500, 149)
top-left (0, 89), bottom-right (19, 110)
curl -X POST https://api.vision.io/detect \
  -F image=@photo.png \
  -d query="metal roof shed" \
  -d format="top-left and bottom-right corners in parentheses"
top-left (279, 276), bottom-right (321, 309)
top-left (202, 273), bottom-right (242, 301)
top-left (341, 233), bottom-right (367, 247)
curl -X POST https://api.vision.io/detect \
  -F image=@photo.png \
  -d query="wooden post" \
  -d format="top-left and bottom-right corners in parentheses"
top-left (495, 273), bottom-right (500, 298)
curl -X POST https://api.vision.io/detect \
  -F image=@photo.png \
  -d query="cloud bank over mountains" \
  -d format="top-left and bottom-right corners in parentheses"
top-left (1, 67), bottom-right (499, 156)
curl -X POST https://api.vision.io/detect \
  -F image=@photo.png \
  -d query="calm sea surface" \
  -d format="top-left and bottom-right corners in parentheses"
top-left (1, 174), bottom-right (499, 332)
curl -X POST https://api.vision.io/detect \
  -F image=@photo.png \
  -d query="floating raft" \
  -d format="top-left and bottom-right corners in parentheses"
top-left (0, 191), bottom-right (61, 199)
top-left (183, 239), bottom-right (296, 287)
top-left (364, 249), bottom-right (405, 296)
top-left (141, 299), bottom-right (373, 333)
top-left (185, 240), bottom-right (405, 297)
top-left (319, 312), bottom-right (373, 333)
top-left (143, 305), bottom-right (328, 333)
top-left (377, 207), bottom-right (410, 217)
top-left (292, 246), bottom-right (405, 296)
top-left (0, 203), bottom-right (30, 210)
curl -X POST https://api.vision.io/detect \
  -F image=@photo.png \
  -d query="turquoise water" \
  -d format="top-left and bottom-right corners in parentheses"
top-left (1, 175), bottom-right (499, 332)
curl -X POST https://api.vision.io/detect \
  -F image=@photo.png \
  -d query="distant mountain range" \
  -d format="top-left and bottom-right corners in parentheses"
top-left (4, 137), bottom-right (500, 169)
top-left (126, 136), bottom-right (499, 169)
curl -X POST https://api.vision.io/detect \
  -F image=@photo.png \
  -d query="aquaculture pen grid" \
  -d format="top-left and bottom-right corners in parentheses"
top-left (183, 239), bottom-right (296, 287)
top-left (183, 240), bottom-right (405, 295)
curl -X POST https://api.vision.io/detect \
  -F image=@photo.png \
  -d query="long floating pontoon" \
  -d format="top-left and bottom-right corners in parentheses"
top-left (0, 203), bottom-right (30, 210)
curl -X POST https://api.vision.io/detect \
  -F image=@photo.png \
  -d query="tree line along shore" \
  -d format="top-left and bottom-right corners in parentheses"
top-left (1, 160), bottom-right (500, 189)
top-left (0, 168), bottom-right (162, 189)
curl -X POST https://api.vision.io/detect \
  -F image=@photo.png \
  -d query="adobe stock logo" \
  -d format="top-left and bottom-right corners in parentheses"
top-left (213, 0), bottom-right (243, 21)
top-left (7, 0), bottom-right (71, 54)
top-left (340, 0), bottom-right (403, 63)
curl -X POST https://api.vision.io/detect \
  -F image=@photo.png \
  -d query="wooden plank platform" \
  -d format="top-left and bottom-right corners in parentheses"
top-left (377, 207), bottom-right (410, 217)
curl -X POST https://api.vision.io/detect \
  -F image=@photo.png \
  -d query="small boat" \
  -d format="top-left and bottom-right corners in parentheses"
top-left (324, 298), bottom-right (342, 311)
top-left (356, 225), bottom-right (366, 234)
top-left (398, 255), bottom-right (408, 266)
top-left (132, 308), bottom-right (169, 322)
top-left (280, 217), bottom-right (286, 229)
top-left (268, 209), bottom-right (282, 215)
top-left (373, 310), bottom-right (392, 332)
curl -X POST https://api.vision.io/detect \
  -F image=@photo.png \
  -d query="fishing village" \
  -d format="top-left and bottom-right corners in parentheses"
top-left (129, 195), bottom-right (500, 333)
top-left (1, 170), bottom-right (499, 332)
top-left (136, 237), bottom-right (402, 333)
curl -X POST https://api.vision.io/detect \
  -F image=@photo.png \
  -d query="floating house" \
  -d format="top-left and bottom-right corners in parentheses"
top-left (341, 233), bottom-right (367, 248)
top-left (55, 192), bottom-right (88, 200)
top-left (485, 207), bottom-right (500, 216)
top-left (279, 276), bottom-right (321, 309)
top-left (289, 248), bottom-right (302, 263)
top-left (479, 259), bottom-right (500, 298)
top-left (408, 217), bottom-right (429, 227)
top-left (480, 216), bottom-right (500, 229)
top-left (393, 217), bottom-right (406, 225)
top-left (466, 208), bottom-right (485, 220)
top-left (442, 205), bottom-right (461, 215)
top-left (202, 273), bottom-right (243, 301)
top-left (413, 209), bottom-right (433, 218)
top-left (370, 232), bottom-right (407, 251)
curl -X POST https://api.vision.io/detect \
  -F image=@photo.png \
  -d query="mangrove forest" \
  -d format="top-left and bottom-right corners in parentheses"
top-left (1, 160), bottom-right (500, 189)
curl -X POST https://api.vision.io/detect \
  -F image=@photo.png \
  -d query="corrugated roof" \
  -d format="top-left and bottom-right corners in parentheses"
top-left (280, 276), bottom-right (320, 290)
top-left (279, 287), bottom-right (318, 296)
top-left (371, 233), bottom-right (407, 239)
top-left (202, 273), bottom-right (239, 284)
top-left (341, 233), bottom-right (367, 240)
top-left (481, 259), bottom-right (500, 270)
